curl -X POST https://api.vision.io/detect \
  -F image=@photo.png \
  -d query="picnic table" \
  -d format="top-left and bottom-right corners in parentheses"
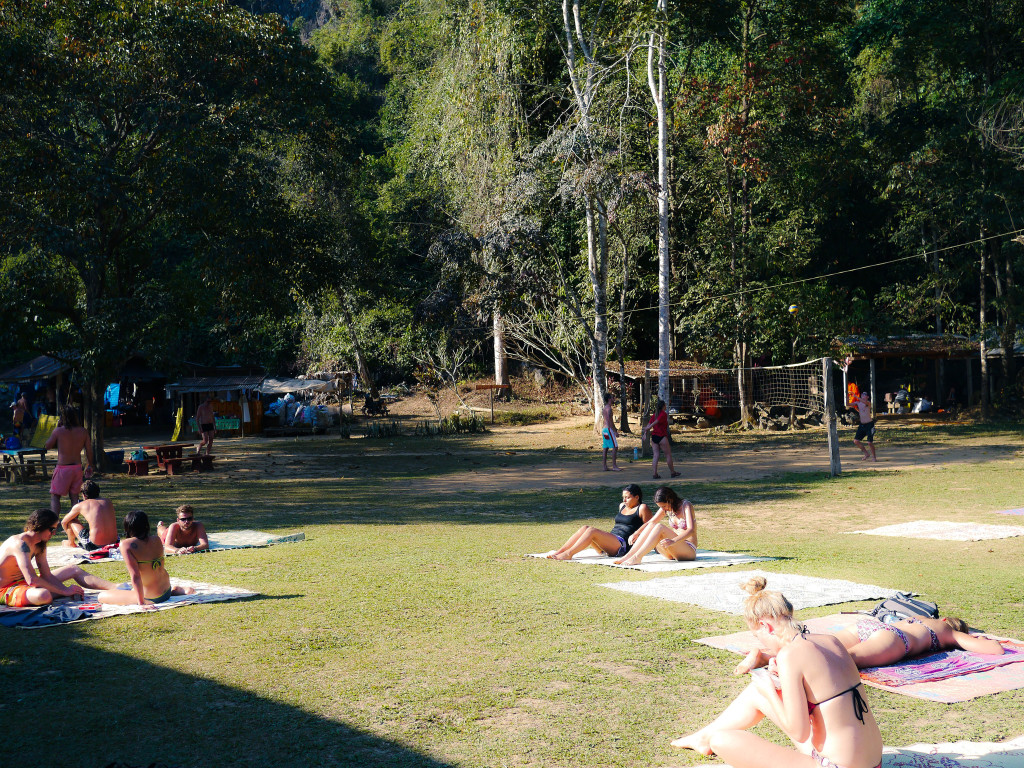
top-left (142, 443), bottom-right (195, 474)
top-left (1, 448), bottom-right (50, 483)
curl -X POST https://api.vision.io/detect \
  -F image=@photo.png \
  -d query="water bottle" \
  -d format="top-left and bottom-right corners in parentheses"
top-left (633, 447), bottom-right (639, 461)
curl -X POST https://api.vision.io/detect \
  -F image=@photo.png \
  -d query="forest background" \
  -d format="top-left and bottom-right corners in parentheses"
top-left (3, 0), bottom-right (1024, 454)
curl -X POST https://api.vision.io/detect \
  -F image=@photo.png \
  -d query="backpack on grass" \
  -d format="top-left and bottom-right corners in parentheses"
top-left (866, 592), bottom-right (939, 624)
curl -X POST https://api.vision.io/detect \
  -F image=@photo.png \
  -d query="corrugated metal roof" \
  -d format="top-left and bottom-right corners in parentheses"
top-left (257, 377), bottom-right (336, 394)
top-left (166, 375), bottom-right (266, 394)
top-left (0, 355), bottom-right (72, 383)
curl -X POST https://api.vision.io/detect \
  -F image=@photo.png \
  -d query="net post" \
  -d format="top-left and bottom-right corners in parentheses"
top-left (823, 358), bottom-right (842, 477)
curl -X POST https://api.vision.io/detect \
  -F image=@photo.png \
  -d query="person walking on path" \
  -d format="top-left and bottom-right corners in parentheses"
top-left (44, 407), bottom-right (94, 515)
top-left (642, 399), bottom-right (681, 480)
top-left (601, 393), bottom-right (622, 471)
top-left (852, 392), bottom-right (876, 462)
top-left (196, 396), bottom-right (216, 456)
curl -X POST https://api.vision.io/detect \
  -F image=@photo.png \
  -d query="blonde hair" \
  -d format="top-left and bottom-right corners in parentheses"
top-left (944, 617), bottom-right (968, 634)
top-left (742, 577), bottom-right (803, 639)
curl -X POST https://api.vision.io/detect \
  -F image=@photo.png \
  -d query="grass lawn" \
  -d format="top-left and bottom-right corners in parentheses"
top-left (0, 421), bottom-right (1022, 767)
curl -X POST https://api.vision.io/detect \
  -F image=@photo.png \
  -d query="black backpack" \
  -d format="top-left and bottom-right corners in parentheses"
top-left (865, 592), bottom-right (939, 624)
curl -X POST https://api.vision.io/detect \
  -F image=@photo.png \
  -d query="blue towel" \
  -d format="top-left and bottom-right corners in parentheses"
top-left (0, 604), bottom-right (89, 627)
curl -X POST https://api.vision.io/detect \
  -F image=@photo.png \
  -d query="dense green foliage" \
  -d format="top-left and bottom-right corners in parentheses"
top-left (3, 0), bottom-right (1024, 428)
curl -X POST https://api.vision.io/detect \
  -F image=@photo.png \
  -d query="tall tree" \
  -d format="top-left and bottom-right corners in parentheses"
top-left (0, 0), bottom-right (336, 461)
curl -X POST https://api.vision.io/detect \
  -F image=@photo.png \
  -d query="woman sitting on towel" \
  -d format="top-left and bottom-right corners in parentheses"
top-left (834, 616), bottom-right (1004, 668)
top-left (673, 577), bottom-right (883, 768)
top-left (98, 511), bottom-right (195, 606)
top-left (613, 486), bottom-right (697, 567)
top-left (546, 484), bottom-right (652, 560)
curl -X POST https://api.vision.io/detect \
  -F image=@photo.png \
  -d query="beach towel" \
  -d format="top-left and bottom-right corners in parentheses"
top-left (993, 508), bottom-right (1024, 516)
top-left (526, 548), bottom-right (776, 573)
top-left (44, 530), bottom-right (305, 567)
top-left (860, 643), bottom-right (1024, 686)
top-left (599, 571), bottom-right (903, 615)
top-left (676, 736), bottom-right (1024, 768)
top-left (849, 520), bottom-right (1024, 541)
top-left (696, 613), bottom-right (1024, 703)
top-left (0, 579), bottom-right (256, 629)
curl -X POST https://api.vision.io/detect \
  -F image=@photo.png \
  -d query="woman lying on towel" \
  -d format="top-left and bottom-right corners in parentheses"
top-left (673, 577), bottom-right (883, 768)
top-left (834, 616), bottom-right (1004, 667)
top-left (98, 511), bottom-right (195, 607)
top-left (546, 484), bottom-right (652, 560)
top-left (613, 486), bottom-right (697, 566)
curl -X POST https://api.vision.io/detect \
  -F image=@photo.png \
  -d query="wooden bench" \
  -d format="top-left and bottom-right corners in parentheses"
top-left (163, 457), bottom-right (186, 475)
top-left (125, 459), bottom-right (149, 476)
top-left (186, 454), bottom-right (215, 472)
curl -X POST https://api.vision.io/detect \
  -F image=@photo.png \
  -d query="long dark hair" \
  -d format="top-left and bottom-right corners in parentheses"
top-left (653, 486), bottom-right (681, 508)
top-left (123, 510), bottom-right (151, 540)
top-left (623, 483), bottom-right (643, 502)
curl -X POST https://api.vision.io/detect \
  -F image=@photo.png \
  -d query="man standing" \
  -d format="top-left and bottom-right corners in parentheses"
top-left (196, 396), bottom-right (215, 456)
top-left (601, 392), bottom-right (622, 471)
top-left (44, 406), bottom-right (94, 514)
top-left (60, 480), bottom-right (118, 550)
top-left (853, 391), bottom-right (877, 462)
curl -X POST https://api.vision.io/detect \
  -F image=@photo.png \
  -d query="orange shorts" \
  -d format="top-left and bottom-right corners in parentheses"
top-left (0, 578), bottom-right (32, 608)
top-left (50, 463), bottom-right (83, 498)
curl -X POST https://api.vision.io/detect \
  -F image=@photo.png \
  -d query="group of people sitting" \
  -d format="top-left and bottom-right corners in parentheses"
top-left (0, 482), bottom-right (212, 609)
top-left (547, 486), bottom-right (1006, 768)
top-left (546, 484), bottom-right (696, 566)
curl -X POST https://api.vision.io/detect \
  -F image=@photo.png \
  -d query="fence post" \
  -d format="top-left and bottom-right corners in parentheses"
top-left (824, 358), bottom-right (842, 477)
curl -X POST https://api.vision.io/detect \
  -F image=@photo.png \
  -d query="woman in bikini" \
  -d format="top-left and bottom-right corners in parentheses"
top-left (546, 484), bottom-right (652, 561)
top-left (98, 511), bottom-right (195, 606)
top-left (673, 577), bottom-right (883, 768)
top-left (614, 486), bottom-right (697, 566)
top-left (641, 399), bottom-right (681, 480)
top-left (835, 616), bottom-right (1004, 667)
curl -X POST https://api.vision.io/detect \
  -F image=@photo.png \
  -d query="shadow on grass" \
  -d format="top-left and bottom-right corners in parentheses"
top-left (0, 626), bottom-right (453, 768)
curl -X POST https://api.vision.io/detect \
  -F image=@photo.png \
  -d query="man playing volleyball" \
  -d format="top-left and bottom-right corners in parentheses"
top-left (853, 391), bottom-right (877, 462)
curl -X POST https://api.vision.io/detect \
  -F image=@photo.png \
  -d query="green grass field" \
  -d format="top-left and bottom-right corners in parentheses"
top-left (1, 423), bottom-right (1022, 768)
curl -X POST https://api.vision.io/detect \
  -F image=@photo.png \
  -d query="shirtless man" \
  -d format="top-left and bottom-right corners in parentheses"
top-left (195, 396), bottom-right (215, 456)
top-left (44, 406), bottom-right (94, 514)
top-left (601, 392), bottom-right (622, 471)
top-left (11, 397), bottom-right (27, 438)
top-left (157, 505), bottom-right (209, 554)
top-left (853, 391), bottom-right (877, 462)
top-left (61, 480), bottom-right (118, 550)
top-left (0, 508), bottom-right (115, 607)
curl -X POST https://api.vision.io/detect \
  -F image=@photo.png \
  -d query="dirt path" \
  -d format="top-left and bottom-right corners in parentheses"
top-left (408, 439), bottom-right (1021, 492)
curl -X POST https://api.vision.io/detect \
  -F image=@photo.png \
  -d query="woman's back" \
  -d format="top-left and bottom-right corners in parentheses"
top-left (124, 534), bottom-right (171, 597)
top-left (798, 634), bottom-right (882, 767)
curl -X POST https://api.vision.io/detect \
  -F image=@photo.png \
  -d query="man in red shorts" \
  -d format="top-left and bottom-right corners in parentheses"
top-left (0, 509), bottom-right (114, 607)
top-left (44, 406), bottom-right (95, 515)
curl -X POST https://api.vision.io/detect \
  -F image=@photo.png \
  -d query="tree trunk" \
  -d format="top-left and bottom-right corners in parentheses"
top-left (999, 244), bottom-right (1016, 388)
top-left (648, 5), bottom-right (671, 405)
top-left (617, 242), bottom-right (631, 433)
top-left (586, 196), bottom-right (609, 431)
top-left (493, 311), bottom-right (510, 389)
top-left (338, 295), bottom-right (378, 400)
top-left (979, 232), bottom-right (990, 417)
top-left (83, 377), bottom-right (106, 472)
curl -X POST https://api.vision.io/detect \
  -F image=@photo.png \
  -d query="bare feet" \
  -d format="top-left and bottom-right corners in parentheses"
top-left (671, 732), bottom-right (713, 755)
top-left (157, 521), bottom-right (167, 538)
top-left (62, 540), bottom-right (74, 548)
top-left (550, 552), bottom-right (573, 561)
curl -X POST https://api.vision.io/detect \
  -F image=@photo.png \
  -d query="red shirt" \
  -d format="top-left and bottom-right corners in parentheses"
top-left (649, 410), bottom-right (668, 437)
